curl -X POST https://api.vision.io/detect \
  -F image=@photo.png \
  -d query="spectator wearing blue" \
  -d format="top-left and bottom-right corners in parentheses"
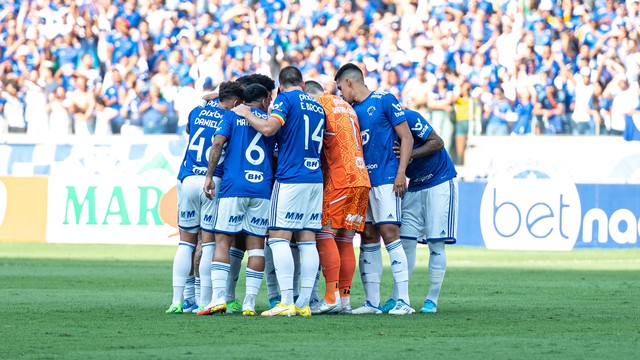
top-left (484, 86), bottom-right (511, 136)
top-left (107, 17), bottom-right (139, 69)
top-left (512, 90), bottom-right (534, 135)
top-left (140, 85), bottom-right (169, 134)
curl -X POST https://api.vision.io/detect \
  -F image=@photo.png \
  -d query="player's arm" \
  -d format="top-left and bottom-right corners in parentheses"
top-left (393, 122), bottom-right (414, 198)
top-left (203, 134), bottom-right (228, 199)
top-left (232, 104), bottom-right (282, 136)
top-left (411, 130), bottom-right (444, 158)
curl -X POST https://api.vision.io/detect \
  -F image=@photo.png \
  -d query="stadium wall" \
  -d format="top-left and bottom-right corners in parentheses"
top-left (0, 135), bottom-right (638, 249)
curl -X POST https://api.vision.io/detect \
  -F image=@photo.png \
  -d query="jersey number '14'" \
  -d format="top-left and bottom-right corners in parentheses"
top-left (304, 114), bottom-right (324, 152)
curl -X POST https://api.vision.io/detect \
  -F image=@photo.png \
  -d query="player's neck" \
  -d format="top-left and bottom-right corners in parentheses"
top-left (281, 85), bottom-right (303, 93)
top-left (353, 87), bottom-right (372, 103)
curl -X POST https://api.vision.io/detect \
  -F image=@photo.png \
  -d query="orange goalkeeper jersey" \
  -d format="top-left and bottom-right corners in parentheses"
top-left (316, 92), bottom-right (371, 189)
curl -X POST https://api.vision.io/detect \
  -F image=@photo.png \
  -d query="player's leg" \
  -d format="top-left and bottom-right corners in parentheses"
top-left (196, 181), bottom-right (219, 312)
top-left (167, 229), bottom-right (198, 314)
top-left (316, 227), bottom-right (341, 311)
top-left (240, 197), bottom-right (269, 316)
top-left (167, 176), bottom-right (200, 314)
top-left (182, 239), bottom-right (198, 312)
top-left (293, 230), bottom-right (319, 316)
top-left (374, 185), bottom-right (411, 315)
top-left (261, 230), bottom-right (295, 316)
top-left (198, 196), bottom-right (237, 315)
top-left (290, 241), bottom-right (300, 302)
top-left (261, 181), bottom-right (297, 316)
top-left (225, 234), bottom-right (246, 313)
top-left (352, 222), bottom-right (383, 314)
top-left (242, 235), bottom-right (265, 316)
top-left (198, 231), bottom-right (215, 311)
top-left (421, 179), bottom-right (458, 314)
top-left (263, 240), bottom-right (281, 307)
top-left (335, 229), bottom-right (356, 313)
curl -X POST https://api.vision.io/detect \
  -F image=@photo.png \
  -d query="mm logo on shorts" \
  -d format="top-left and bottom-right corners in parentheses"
top-left (245, 170), bottom-right (264, 183)
top-left (180, 210), bottom-right (196, 219)
top-left (345, 213), bottom-right (364, 225)
top-left (229, 215), bottom-right (245, 224)
top-left (250, 217), bottom-right (268, 226)
top-left (285, 212), bottom-right (304, 221)
top-left (304, 158), bottom-right (320, 170)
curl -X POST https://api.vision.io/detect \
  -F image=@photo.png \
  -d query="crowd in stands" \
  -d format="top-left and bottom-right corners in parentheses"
top-left (1, 0), bottom-right (640, 158)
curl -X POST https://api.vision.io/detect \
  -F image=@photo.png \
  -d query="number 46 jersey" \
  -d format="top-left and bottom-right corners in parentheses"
top-left (177, 105), bottom-right (226, 182)
top-left (216, 108), bottom-right (276, 199)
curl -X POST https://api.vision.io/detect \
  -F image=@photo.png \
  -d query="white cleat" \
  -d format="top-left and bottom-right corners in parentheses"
top-left (388, 299), bottom-right (414, 315)
top-left (311, 299), bottom-right (342, 314)
top-left (351, 301), bottom-right (382, 315)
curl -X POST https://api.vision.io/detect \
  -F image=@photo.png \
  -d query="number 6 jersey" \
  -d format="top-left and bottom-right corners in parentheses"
top-left (216, 108), bottom-right (276, 199)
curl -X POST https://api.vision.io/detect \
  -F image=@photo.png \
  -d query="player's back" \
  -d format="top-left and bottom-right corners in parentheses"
top-left (271, 89), bottom-right (325, 184)
top-left (217, 108), bottom-right (275, 199)
top-left (177, 105), bottom-right (226, 181)
top-left (316, 92), bottom-right (370, 189)
top-left (404, 109), bottom-right (457, 191)
top-left (352, 90), bottom-right (407, 187)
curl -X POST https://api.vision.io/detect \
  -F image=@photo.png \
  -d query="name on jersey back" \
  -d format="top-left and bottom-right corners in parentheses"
top-left (298, 94), bottom-right (324, 114)
top-left (194, 108), bottom-right (223, 128)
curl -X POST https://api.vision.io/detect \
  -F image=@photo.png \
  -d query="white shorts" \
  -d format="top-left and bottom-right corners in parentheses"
top-left (178, 176), bottom-right (220, 233)
top-left (214, 197), bottom-right (270, 237)
top-left (269, 181), bottom-right (323, 231)
top-left (365, 184), bottom-right (401, 225)
top-left (400, 179), bottom-right (458, 244)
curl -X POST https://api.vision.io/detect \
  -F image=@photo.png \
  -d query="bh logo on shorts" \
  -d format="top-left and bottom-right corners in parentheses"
top-left (479, 163), bottom-right (582, 251)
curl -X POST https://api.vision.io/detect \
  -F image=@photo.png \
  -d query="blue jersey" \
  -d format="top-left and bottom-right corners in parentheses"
top-left (352, 90), bottom-right (406, 187)
top-left (177, 106), bottom-right (226, 181)
top-left (216, 108), bottom-right (275, 199)
top-left (270, 89), bottom-right (325, 184)
top-left (404, 110), bottom-right (457, 191)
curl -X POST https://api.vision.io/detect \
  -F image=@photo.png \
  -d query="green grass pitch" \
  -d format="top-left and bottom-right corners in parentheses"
top-left (1, 243), bottom-right (639, 359)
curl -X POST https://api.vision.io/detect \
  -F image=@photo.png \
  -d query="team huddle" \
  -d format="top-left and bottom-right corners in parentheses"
top-left (166, 63), bottom-right (458, 317)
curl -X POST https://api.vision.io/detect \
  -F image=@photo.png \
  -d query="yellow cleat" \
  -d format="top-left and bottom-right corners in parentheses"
top-left (295, 305), bottom-right (311, 317)
top-left (260, 302), bottom-right (296, 317)
top-left (242, 309), bottom-right (257, 316)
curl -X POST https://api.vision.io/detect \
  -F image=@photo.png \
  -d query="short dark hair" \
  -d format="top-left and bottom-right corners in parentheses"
top-left (304, 80), bottom-right (324, 95)
top-left (243, 83), bottom-right (269, 103)
top-left (335, 63), bottom-right (364, 82)
top-left (218, 81), bottom-right (244, 102)
top-left (250, 74), bottom-right (276, 92)
top-left (278, 66), bottom-right (304, 88)
top-left (237, 74), bottom-right (276, 93)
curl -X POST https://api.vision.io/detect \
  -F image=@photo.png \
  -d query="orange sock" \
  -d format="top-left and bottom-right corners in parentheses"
top-left (316, 230), bottom-right (340, 303)
top-left (336, 234), bottom-right (356, 295)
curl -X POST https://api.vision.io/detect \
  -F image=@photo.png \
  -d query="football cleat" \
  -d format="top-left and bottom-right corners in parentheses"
top-left (380, 298), bottom-right (396, 313)
top-left (295, 305), bottom-right (311, 317)
top-left (260, 302), bottom-right (296, 317)
top-left (311, 299), bottom-right (341, 315)
top-left (226, 299), bottom-right (242, 314)
top-left (165, 302), bottom-right (183, 314)
top-left (340, 303), bottom-right (352, 315)
top-left (420, 299), bottom-right (437, 314)
top-left (193, 305), bottom-right (205, 314)
top-left (182, 298), bottom-right (198, 313)
top-left (242, 309), bottom-right (257, 316)
top-left (388, 299), bottom-right (414, 315)
top-left (268, 295), bottom-right (281, 308)
top-left (351, 301), bottom-right (382, 315)
top-left (196, 300), bottom-right (227, 316)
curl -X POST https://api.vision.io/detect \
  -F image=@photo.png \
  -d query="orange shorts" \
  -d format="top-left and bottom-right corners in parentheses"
top-left (322, 184), bottom-right (370, 231)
